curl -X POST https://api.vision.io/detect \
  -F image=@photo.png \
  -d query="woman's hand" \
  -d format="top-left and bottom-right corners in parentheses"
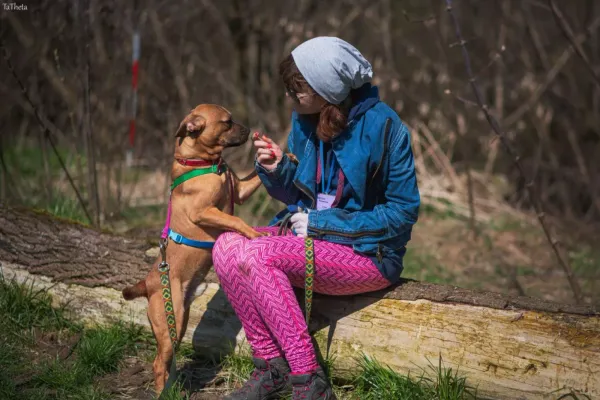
top-left (290, 212), bottom-right (309, 238)
top-left (253, 132), bottom-right (283, 172)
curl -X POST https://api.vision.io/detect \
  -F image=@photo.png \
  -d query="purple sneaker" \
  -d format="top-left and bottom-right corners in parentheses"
top-left (223, 357), bottom-right (291, 400)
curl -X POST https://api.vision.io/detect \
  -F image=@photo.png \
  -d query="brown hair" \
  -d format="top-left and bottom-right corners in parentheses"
top-left (279, 54), bottom-right (348, 142)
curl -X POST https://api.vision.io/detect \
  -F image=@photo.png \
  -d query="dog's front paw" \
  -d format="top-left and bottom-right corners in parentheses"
top-left (245, 229), bottom-right (270, 240)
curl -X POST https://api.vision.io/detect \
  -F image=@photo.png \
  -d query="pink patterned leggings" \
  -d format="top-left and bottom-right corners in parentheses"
top-left (212, 226), bottom-right (391, 373)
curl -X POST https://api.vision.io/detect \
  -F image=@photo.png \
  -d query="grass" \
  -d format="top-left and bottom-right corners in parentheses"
top-left (0, 338), bottom-right (23, 399)
top-left (402, 249), bottom-right (457, 285)
top-left (425, 356), bottom-right (476, 400)
top-left (220, 343), bottom-right (256, 388)
top-left (3, 141), bottom-right (91, 224)
top-left (157, 381), bottom-right (190, 400)
top-left (119, 204), bottom-right (166, 225)
top-left (353, 355), bottom-right (430, 399)
top-left (0, 270), bottom-right (149, 400)
top-left (216, 345), bottom-right (478, 400)
top-left (77, 322), bottom-right (146, 375)
top-left (43, 194), bottom-right (90, 224)
top-left (352, 354), bottom-right (476, 400)
top-left (570, 246), bottom-right (600, 278)
top-left (3, 141), bottom-right (83, 180)
top-left (420, 202), bottom-right (463, 221)
top-left (33, 358), bottom-right (88, 389)
top-left (0, 276), bottom-right (73, 334)
top-left (569, 245), bottom-right (600, 303)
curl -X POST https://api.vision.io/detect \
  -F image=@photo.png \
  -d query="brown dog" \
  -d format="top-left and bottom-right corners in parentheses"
top-left (122, 104), bottom-right (265, 393)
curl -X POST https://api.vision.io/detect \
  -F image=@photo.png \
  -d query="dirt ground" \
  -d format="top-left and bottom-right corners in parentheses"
top-left (97, 355), bottom-right (248, 399)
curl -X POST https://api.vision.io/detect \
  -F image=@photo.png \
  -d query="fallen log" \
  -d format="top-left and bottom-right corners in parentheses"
top-left (1, 207), bottom-right (598, 399)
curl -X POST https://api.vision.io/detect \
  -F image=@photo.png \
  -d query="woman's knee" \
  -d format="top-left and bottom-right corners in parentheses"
top-left (239, 238), bottom-right (278, 276)
top-left (212, 231), bottom-right (246, 277)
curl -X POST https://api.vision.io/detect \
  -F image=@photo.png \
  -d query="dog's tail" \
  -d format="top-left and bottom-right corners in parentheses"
top-left (122, 280), bottom-right (147, 300)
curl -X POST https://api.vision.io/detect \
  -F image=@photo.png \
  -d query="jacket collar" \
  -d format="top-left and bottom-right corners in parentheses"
top-left (292, 85), bottom-right (381, 206)
top-left (348, 83), bottom-right (380, 123)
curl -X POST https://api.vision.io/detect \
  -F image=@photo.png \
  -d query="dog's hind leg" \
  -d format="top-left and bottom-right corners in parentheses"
top-left (148, 293), bottom-right (173, 394)
top-left (149, 280), bottom-right (188, 394)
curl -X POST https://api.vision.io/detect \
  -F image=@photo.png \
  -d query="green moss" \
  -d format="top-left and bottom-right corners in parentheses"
top-left (402, 249), bottom-right (457, 285)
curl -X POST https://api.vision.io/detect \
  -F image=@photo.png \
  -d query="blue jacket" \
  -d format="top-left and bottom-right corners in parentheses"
top-left (256, 85), bottom-right (420, 283)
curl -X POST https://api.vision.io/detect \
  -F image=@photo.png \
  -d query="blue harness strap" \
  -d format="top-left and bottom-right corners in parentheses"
top-left (168, 229), bottom-right (215, 249)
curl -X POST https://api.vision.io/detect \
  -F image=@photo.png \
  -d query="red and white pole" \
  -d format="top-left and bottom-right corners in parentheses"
top-left (127, 30), bottom-right (140, 167)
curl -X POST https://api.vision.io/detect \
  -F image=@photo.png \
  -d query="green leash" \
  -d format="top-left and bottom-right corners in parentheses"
top-left (157, 238), bottom-right (179, 400)
top-left (277, 211), bottom-right (316, 325)
top-left (158, 163), bottom-right (226, 399)
top-left (276, 210), bottom-right (315, 324)
top-left (304, 237), bottom-right (315, 325)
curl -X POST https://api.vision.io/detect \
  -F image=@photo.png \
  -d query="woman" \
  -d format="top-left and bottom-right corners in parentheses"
top-left (213, 36), bottom-right (420, 400)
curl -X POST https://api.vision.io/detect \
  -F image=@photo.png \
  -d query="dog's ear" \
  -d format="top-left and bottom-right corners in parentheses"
top-left (175, 114), bottom-right (206, 138)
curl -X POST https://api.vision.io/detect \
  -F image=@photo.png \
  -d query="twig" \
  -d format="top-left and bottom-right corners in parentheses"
top-left (472, 45), bottom-right (506, 83)
top-left (484, 1), bottom-right (508, 177)
top-left (402, 9), bottom-right (437, 23)
top-left (0, 142), bottom-right (23, 202)
top-left (38, 111), bottom-right (54, 205)
top-left (0, 42), bottom-right (93, 226)
top-left (561, 117), bottom-right (600, 215)
top-left (455, 114), bottom-right (478, 237)
top-left (149, 9), bottom-right (191, 114)
top-left (548, 0), bottom-right (600, 88)
top-left (444, 89), bottom-right (479, 108)
top-left (445, 0), bottom-right (584, 304)
top-left (417, 122), bottom-right (462, 191)
top-left (81, 0), bottom-right (101, 227)
top-left (410, 128), bottom-right (430, 178)
top-left (523, 3), bottom-right (551, 70)
top-left (529, 110), bottom-right (575, 219)
top-left (503, 15), bottom-right (600, 128)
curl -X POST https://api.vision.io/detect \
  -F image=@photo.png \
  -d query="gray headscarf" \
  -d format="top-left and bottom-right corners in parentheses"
top-left (291, 36), bottom-right (373, 105)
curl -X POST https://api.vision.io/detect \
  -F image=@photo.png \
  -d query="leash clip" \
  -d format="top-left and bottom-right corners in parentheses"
top-left (158, 237), bottom-right (170, 271)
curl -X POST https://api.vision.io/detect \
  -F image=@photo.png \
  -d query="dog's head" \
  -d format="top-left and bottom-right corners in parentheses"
top-left (174, 104), bottom-right (250, 157)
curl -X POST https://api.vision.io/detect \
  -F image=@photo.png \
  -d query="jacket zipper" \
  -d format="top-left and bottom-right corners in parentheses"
top-left (308, 226), bottom-right (386, 238)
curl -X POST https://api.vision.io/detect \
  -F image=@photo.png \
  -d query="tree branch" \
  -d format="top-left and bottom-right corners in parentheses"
top-left (445, 0), bottom-right (584, 304)
top-left (548, 0), bottom-right (600, 88)
top-left (0, 42), bottom-right (93, 226)
top-left (503, 15), bottom-right (600, 128)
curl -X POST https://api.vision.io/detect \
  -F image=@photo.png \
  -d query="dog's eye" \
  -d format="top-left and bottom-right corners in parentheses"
top-left (224, 120), bottom-right (233, 129)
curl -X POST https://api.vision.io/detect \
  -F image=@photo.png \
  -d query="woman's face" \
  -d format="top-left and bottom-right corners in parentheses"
top-left (286, 88), bottom-right (327, 114)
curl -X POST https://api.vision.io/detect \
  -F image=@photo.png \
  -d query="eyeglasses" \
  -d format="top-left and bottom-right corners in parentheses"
top-left (285, 87), bottom-right (318, 103)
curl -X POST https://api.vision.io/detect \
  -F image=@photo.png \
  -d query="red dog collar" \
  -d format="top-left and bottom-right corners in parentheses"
top-left (175, 158), bottom-right (220, 167)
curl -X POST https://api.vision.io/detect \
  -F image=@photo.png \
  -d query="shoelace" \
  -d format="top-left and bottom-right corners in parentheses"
top-left (239, 368), bottom-right (267, 393)
top-left (292, 377), bottom-right (312, 399)
top-left (292, 375), bottom-right (328, 400)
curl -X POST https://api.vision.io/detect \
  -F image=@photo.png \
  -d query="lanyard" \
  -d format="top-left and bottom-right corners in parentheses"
top-left (319, 140), bottom-right (336, 194)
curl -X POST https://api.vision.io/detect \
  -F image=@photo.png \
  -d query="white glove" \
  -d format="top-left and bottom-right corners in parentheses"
top-left (290, 212), bottom-right (309, 238)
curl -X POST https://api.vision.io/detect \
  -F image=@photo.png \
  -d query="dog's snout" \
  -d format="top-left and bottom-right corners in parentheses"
top-left (222, 121), bottom-right (251, 147)
top-left (237, 123), bottom-right (250, 136)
